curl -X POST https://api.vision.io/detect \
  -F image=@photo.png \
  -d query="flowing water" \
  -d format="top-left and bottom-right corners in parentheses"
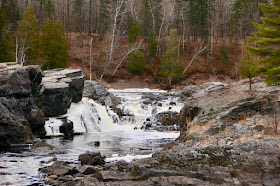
top-left (0, 89), bottom-right (183, 185)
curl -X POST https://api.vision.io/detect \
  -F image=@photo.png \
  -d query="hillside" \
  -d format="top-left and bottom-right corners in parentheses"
top-left (68, 33), bottom-right (241, 89)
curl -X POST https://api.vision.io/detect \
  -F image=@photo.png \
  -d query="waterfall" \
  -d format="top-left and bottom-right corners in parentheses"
top-left (45, 98), bottom-right (117, 136)
top-left (45, 89), bottom-right (184, 136)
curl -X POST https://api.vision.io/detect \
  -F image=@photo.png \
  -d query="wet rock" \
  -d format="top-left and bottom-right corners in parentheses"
top-left (141, 93), bottom-right (168, 102)
top-left (46, 161), bottom-right (79, 176)
top-left (78, 165), bottom-right (97, 175)
top-left (83, 80), bottom-right (122, 116)
top-left (78, 152), bottom-right (106, 166)
top-left (142, 111), bottom-right (182, 131)
top-left (59, 118), bottom-right (74, 139)
top-left (40, 69), bottom-right (85, 117)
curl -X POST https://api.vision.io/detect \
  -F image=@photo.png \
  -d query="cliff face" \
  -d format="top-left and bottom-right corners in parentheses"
top-left (0, 63), bottom-right (45, 148)
top-left (40, 69), bottom-right (85, 117)
top-left (0, 63), bottom-right (85, 149)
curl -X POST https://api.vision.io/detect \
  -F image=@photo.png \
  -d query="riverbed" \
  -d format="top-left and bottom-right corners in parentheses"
top-left (0, 89), bottom-right (183, 185)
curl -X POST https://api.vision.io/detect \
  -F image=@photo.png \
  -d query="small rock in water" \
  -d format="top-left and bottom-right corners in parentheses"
top-left (94, 141), bottom-right (100, 147)
top-left (78, 152), bottom-right (105, 166)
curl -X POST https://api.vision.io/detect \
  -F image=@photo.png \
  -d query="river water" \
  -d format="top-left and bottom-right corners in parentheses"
top-left (0, 89), bottom-right (183, 185)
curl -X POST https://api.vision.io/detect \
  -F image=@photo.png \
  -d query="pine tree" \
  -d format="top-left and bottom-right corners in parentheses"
top-left (128, 50), bottom-right (145, 74)
top-left (98, 0), bottom-right (110, 39)
top-left (237, 48), bottom-right (257, 91)
top-left (148, 32), bottom-right (158, 59)
top-left (17, 3), bottom-right (41, 66)
top-left (42, 18), bottom-right (68, 70)
top-left (159, 28), bottom-right (184, 85)
top-left (128, 20), bottom-right (144, 43)
top-left (1, 0), bottom-right (20, 31)
top-left (247, 0), bottom-right (280, 85)
top-left (0, 7), bottom-right (14, 62)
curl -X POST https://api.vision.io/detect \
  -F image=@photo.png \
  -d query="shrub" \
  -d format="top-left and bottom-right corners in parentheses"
top-left (128, 20), bottom-right (144, 43)
top-left (219, 45), bottom-right (229, 63)
top-left (128, 50), bottom-right (145, 74)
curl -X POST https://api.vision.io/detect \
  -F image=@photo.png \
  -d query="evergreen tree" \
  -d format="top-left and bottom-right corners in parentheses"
top-left (0, 7), bottom-right (14, 62)
top-left (128, 50), bottom-right (145, 74)
top-left (237, 48), bottom-right (257, 91)
top-left (148, 32), bottom-right (158, 59)
top-left (219, 45), bottom-right (229, 63)
top-left (42, 18), bottom-right (68, 70)
top-left (1, 0), bottom-right (20, 31)
top-left (128, 20), bottom-right (144, 43)
top-left (247, 0), bottom-right (280, 85)
top-left (73, 0), bottom-right (84, 35)
top-left (159, 28), bottom-right (184, 84)
top-left (186, 0), bottom-right (212, 39)
top-left (98, 0), bottom-right (110, 39)
top-left (17, 3), bottom-right (41, 65)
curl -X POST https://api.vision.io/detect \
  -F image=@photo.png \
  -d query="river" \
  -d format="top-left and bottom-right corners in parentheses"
top-left (0, 89), bottom-right (183, 185)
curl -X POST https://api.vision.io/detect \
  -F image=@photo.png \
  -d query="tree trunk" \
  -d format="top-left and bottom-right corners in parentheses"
top-left (89, 37), bottom-right (93, 81)
top-left (88, 0), bottom-right (92, 36)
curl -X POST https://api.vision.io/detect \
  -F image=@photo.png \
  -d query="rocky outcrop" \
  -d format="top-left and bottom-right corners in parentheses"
top-left (0, 63), bottom-right (45, 148)
top-left (180, 81), bottom-right (280, 126)
top-left (142, 111), bottom-right (181, 131)
top-left (40, 69), bottom-right (85, 117)
top-left (83, 80), bottom-right (122, 116)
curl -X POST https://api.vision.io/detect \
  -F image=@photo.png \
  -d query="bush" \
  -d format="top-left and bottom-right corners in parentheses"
top-left (128, 50), bottom-right (145, 74)
top-left (219, 45), bottom-right (229, 63)
top-left (128, 20), bottom-right (144, 43)
top-left (159, 28), bottom-right (184, 83)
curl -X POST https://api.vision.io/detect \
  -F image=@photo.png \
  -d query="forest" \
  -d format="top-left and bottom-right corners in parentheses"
top-left (0, 0), bottom-right (278, 88)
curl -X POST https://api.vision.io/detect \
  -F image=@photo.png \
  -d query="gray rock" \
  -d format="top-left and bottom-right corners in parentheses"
top-left (182, 85), bottom-right (200, 97)
top-left (78, 165), bottom-right (97, 175)
top-left (78, 152), bottom-right (105, 166)
top-left (59, 118), bottom-right (74, 139)
top-left (0, 65), bottom-right (45, 147)
top-left (205, 122), bottom-right (230, 135)
top-left (40, 69), bottom-right (85, 117)
top-left (0, 99), bottom-right (34, 148)
top-left (252, 124), bottom-right (266, 132)
top-left (46, 161), bottom-right (79, 176)
top-left (83, 80), bottom-right (122, 115)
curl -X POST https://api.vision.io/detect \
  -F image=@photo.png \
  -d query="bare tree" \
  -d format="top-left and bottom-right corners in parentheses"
top-left (100, 0), bottom-right (126, 82)
top-left (89, 37), bottom-right (93, 81)
top-left (112, 40), bottom-right (143, 76)
top-left (183, 42), bottom-right (208, 74)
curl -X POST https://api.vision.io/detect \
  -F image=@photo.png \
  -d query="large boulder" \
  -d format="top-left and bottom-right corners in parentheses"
top-left (0, 64), bottom-right (45, 148)
top-left (40, 69), bottom-right (85, 117)
top-left (0, 99), bottom-right (34, 148)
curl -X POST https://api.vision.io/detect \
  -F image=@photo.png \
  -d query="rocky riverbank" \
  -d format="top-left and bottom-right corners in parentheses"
top-left (40, 79), bottom-right (280, 185)
top-left (0, 63), bottom-right (85, 149)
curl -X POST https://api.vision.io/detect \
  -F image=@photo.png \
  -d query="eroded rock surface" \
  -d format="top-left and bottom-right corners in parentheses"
top-left (40, 69), bottom-right (85, 117)
top-left (0, 63), bottom-right (45, 148)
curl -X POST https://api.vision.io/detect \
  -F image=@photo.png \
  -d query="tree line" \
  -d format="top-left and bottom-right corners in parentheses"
top-left (0, 0), bottom-right (279, 86)
top-left (0, 2), bottom-right (68, 69)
